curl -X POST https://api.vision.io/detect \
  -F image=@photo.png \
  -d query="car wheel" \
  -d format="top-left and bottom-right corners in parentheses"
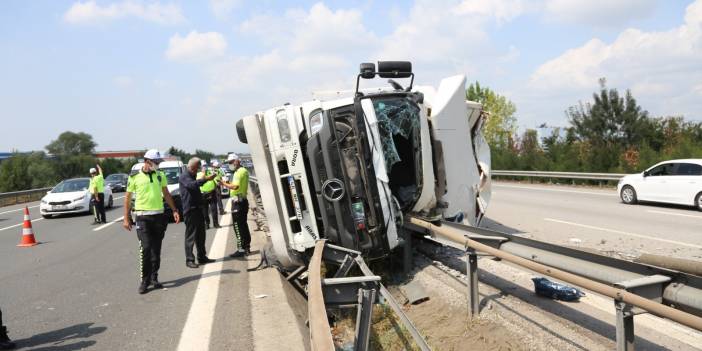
top-left (620, 185), bottom-right (637, 204)
top-left (108, 195), bottom-right (114, 208)
top-left (696, 192), bottom-right (702, 212)
top-left (42, 214), bottom-right (52, 219)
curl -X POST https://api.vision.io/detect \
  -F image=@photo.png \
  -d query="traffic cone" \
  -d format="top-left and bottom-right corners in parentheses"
top-left (17, 206), bottom-right (39, 247)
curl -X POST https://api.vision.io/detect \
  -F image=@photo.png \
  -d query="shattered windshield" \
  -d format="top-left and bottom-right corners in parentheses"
top-left (372, 97), bottom-right (421, 170)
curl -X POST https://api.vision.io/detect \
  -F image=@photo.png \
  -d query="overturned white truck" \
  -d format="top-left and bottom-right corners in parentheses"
top-left (236, 61), bottom-right (491, 268)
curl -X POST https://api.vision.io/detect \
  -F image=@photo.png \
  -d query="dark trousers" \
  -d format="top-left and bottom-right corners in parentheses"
top-left (136, 214), bottom-right (167, 284)
top-left (231, 198), bottom-right (250, 251)
top-left (93, 193), bottom-right (106, 223)
top-left (202, 192), bottom-right (219, 228)
top-left (215, 187), bottom-right (225, 215)
top-left (184, 210), bottom-right (207, 263)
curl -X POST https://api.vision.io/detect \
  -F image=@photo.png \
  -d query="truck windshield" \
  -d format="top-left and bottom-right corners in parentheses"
top-left (372, 97), bottom-right (421, 170)
top-left (371, 96), bottom-right (422, 209)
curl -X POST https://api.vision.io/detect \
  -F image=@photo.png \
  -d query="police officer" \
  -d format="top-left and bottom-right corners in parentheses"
top-left (123, 149), bottom-right (181, 294)
top-left (0, 307), bottom-right (15, 350)
top-left (219, 153), bottom-right (250, 257)
top-left (197, 163), bottom-right (219, 229)
top-left (212, 160), bottom-right (226, 216)
top-left (89, 164), bottom-right (107, 224)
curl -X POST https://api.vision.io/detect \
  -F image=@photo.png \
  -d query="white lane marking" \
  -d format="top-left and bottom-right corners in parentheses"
top-left (0, 218), bottom-right (44, 232)
top-left (544, 218), bottom-right (702, 249)
top-left (647, 210), bottom-right (702, 220)
top-left (494, 184), bottom-right (617, 197)
top-left (0, 195), bottom-right (123, 216)
top-left (176, 205), bottom-right (232, 351)
top-left (93, 216), bottom-right (125, 232)
top-left (0, 204), bottom-right (41, 215)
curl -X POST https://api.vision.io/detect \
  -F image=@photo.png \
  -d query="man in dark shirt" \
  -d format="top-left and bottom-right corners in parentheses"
top-left (179, 157), bottom-right (217, 268)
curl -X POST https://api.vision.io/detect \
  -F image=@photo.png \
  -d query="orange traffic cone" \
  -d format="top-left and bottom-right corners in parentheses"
top-left (17, 206), bottom-right (39, 247)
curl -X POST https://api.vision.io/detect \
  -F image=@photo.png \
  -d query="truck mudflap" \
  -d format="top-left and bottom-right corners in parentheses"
top-left (427, 75), bottom-right (491, 226)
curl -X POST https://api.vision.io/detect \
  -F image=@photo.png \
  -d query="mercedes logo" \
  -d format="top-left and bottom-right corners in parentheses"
top-left (322, 178), bottom-right (345, 202)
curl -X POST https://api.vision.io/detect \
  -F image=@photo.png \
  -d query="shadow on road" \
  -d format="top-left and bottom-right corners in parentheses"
top-left (479, 217), bottom-right (525, 235)
top-left (13, 322), bottom-right (106, 351)
top-left (161, 268), bottom-right (239, 289)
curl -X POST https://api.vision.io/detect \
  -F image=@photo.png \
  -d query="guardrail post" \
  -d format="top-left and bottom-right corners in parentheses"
top-left (615, 300), bottom-right (635, 351)
top-left (354, 288), bottom-right (376, 351)
top-left (402, 229), bottom-right (413, 276)
top-left (466, 248), bottom-right (479, 318)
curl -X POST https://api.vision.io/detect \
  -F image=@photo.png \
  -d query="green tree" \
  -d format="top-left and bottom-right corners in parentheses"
top-left (45, 131), bottom-right (97, 155)
top-left (466, 81), bottom-right (517, 149)
top-left (0, 152), bottom-right (58, 192)
top-left (167, 146), bottom-right (191, 161)
top-left (194, 149), bottom-right (215, 163)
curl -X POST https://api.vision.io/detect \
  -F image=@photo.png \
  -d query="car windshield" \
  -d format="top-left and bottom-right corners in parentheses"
top-left (105, 174), bottom-right (124, 181)
top-left (53, 179), bottom-right (89, 193)
top-left (161, 167), bottom-right (181, 185)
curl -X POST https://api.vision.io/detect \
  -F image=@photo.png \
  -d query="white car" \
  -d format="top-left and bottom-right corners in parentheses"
top-left (40, 177), bottom-right (113, 218)
top-left (618, 159), bottom-right (702, 211)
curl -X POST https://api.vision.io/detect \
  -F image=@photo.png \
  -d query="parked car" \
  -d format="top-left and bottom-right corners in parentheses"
top-left (618, 159), bottom-right (702, 211)
top-left (40, 178), bottom-right (113, 218)
top-left (105, 173), bottom-right (128, 192)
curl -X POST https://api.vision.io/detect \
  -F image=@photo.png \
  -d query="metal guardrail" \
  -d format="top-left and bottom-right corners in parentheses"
top-left (492, 170), bottom-right (626, 181)
top-left (307, 240), bottom-right (431, 351)
top-left (0, 187), bottom-right (52, 207)
top-left (406, 218), bottom-right (702, 351)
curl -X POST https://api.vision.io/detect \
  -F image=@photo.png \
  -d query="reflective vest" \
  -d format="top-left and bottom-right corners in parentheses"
top-left (198, 169), bottom-right (216, 194)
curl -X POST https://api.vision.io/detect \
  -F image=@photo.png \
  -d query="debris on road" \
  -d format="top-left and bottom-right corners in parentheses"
top-left (531, 277), bottom-right (585, 301)
top-left (401, 280), bottom-right (429, 305)
top-left (254, 294), bottom-right (268, 299)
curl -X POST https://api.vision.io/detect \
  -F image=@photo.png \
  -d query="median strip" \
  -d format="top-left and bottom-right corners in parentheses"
top-left (494, 183), bottom-right (617, 197)
top-left (544, 217), bottom-right (702, 249)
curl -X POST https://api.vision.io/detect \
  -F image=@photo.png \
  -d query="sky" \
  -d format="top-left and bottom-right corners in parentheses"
top-left (1, 0), bottom-right (701, 154)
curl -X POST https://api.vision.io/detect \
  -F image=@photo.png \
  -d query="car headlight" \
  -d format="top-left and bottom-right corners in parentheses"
top-left (41, 198), bottom-right (47, 204)
top-left (309, 111), bottom-right (323, 135)
top-left (74, 195), bottom-right (86, 202)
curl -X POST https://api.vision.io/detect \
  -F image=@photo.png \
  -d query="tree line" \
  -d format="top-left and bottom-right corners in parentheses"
top-left (468, 78), bottom-right (702, 174)
top-left (0, 132), bottom-right (223, 192)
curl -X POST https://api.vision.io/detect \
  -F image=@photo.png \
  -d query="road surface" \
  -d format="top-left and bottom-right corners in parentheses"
top-left (484, 181), bottom-right (702, 262)
top-left (0, 196), bottom-right (304, 350)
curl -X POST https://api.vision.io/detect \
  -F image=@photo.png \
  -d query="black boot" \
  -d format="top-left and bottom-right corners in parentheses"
top-left (0, 326), bottom-right (16, 350)
top-left (138, 281), bottom-right (149, 294)
top-left (151, 274), bottom-right (163, 289)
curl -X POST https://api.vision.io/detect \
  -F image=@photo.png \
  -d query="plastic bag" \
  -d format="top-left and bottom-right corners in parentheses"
top-left (531, 277), bottom-right (585, 301)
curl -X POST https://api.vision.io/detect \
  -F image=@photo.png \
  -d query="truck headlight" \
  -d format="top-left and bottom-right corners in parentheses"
top-left (309, 111), bottom-right (323, 135)
top-left (276, 109), bottom-right (291, 143)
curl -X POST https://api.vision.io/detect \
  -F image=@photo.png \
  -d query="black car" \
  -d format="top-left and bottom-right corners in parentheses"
top-left (105, 173), bottom-right (128, 192)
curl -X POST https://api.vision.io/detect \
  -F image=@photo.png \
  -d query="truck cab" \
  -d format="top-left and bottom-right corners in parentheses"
top-left (238, 61), bottom-right (491, 268)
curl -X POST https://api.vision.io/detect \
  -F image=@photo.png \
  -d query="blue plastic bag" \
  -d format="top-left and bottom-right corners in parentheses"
top-left (531, 277), bottom-right (585, 301)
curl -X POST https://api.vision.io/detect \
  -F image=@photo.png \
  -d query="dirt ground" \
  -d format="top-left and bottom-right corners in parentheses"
top-left (386, 241), bottom-right (702, 351)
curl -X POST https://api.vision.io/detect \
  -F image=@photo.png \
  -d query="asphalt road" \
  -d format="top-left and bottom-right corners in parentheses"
top-left (484, 181), bottom-right (702, 262)
top-left (0, 196), bottom-right (254, 350)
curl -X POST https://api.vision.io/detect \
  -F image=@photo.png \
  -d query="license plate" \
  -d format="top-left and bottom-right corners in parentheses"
top-left (53, 205), bottom-right (67, 210)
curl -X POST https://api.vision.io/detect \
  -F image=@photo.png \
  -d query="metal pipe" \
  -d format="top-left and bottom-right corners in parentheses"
top-left (308, 240), bottom-right (335, 351)
top-left (410, 218), bottom-right (702, 332)
top-left (635, 253), bottom-right (702, 277)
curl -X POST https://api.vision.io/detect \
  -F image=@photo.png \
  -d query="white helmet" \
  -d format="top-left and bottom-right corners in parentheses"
top-left (212, 160), bottom-right (220, 167)
top-left (143, 149), bottom-right (163, 162)
top-left (89, 167), bottom-right (97, 174)
top-left (227, 153), bottom-right (239, 162)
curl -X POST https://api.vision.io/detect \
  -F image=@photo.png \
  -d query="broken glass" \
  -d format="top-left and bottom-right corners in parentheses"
top-left (373, 98), bottom-right (421, 170)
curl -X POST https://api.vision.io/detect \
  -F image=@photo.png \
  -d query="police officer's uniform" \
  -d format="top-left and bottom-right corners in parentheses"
top-left (197, 168), bottom-right (219, 228)
top-left (90, 168), bottom-right (107, 224)
top-left (230, 162), bottom-right (250, 255)
top-left (127, 167), bottom-right (169, 290)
